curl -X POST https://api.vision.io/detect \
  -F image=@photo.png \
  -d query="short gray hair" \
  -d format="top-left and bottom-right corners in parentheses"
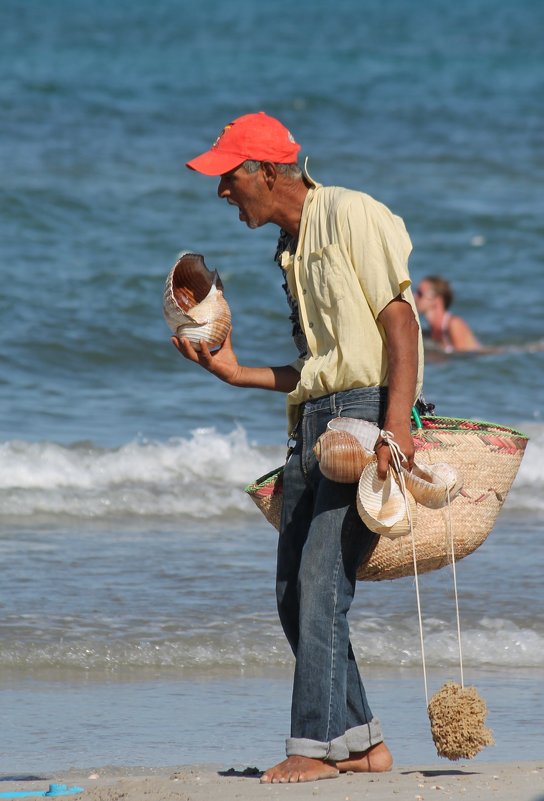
top-left (242, 160), bottom-right (302, 179)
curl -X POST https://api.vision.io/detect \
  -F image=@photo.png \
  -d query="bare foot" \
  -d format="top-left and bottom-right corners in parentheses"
top-left (336, 741), bottom-right (393, 773)
top-left (260, 756), bottom-right (339, 783)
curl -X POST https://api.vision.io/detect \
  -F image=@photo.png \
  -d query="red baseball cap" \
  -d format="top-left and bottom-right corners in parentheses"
top-left (186, 112), bottom-right (301, 176)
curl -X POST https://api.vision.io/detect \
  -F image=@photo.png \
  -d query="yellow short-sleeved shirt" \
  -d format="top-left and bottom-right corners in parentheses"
top-left (280, 183), bottom-right (424, 433)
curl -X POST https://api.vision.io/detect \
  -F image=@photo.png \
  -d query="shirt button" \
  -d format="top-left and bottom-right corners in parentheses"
top-left (308, 321), bottom-right (314, 328)
top-left (302, 288), bottom-right (307, 294)
top-left (297, 255), bottom-right (302, 261)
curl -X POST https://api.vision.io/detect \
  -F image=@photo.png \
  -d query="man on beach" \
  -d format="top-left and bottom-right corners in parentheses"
top-left (175, 112), bottom-right (424, 783)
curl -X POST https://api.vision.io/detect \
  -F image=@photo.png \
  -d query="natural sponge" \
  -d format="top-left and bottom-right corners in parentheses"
top-left (428, 681), bottom-right (494, 760)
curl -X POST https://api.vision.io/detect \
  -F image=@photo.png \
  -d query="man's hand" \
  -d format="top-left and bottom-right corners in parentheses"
top-left (375, 423), bottom-right (415, 480)
top-left (171, 328), bottom-right (242, 385)
top-left (171, 328), bottom-right (301, 393)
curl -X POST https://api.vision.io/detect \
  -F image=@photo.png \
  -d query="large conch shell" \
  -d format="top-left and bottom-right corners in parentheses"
top-left (314, 429), bottom-right (374, 483)
top-left (163, 252), bottom-right (232, 351)
top-left (357, 458), bottom-right (417, 539)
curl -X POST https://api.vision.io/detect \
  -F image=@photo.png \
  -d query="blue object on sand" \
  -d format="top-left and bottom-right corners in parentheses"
top-left (0, 784), bottom-right (84, 798)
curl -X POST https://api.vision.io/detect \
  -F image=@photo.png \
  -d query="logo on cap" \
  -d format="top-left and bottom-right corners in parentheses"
top-left (212, 124), bottom-right (233, 149)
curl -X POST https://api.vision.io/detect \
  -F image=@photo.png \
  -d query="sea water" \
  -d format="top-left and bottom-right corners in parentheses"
top-left (1, 0), bottom-right (543, 773)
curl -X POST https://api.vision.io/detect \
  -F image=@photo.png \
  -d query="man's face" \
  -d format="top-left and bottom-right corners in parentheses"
top-left (217, 163), bottom-right (272, 229)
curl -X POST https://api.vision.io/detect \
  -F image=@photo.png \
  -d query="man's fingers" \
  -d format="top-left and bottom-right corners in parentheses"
top-left (375, 441), bottom-right (413, 479)
top-left (171, 336), bottom-right (200, 362)
top-left (376, 448), bottom-right (390, 481)
top-left (197, 339), bottom-right (212, 360)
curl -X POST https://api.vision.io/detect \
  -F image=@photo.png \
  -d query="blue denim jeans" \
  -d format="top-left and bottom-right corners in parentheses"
top-left (277, 387), bottom-right (388, 762)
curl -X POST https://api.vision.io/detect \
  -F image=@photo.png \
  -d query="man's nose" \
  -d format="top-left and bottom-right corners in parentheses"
top-left (217, 177), bottom-right (228, 198)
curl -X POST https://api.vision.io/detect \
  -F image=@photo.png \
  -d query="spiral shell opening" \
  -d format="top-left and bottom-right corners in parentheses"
top-left (163, 251), bottom-right (232, 351)
top-left (401, 461), bottom-right (463, 509)
top-left (357, 459), bottom-right (417, 538)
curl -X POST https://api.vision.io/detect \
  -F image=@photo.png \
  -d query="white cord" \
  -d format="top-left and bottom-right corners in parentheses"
top-left (380, 430), bottom-right (429, 705)
top-left (380, 429), bottom-right (467, 700)
top-left (446, 486), bottom-right (464, 688)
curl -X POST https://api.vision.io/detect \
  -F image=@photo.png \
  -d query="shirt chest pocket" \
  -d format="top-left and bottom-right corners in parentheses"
top-left (306, 244), bottom-right (346, 309)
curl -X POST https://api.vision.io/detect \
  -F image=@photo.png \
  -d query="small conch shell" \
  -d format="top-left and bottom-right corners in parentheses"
top-left (314, 429), bottom-right (373, 483)
top-left (401, 461), bottom-right (463, 509)
top-left (163, 251), bottom-right (232, 351)
top-left (357, 458), bottom-right (417, 538)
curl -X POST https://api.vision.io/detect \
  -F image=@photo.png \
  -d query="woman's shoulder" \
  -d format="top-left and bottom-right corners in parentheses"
top-left (447, 314), bottom-right (482, 351)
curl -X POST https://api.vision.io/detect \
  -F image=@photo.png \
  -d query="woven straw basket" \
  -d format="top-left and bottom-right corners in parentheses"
top-left (244, 416), bottom-right (528, 582)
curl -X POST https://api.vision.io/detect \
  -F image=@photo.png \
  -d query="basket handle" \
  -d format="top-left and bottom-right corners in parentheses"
top-left (411, 405), bottom-right (423, 430)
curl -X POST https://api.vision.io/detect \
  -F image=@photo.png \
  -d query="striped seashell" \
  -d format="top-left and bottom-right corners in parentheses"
top-left (357, 458), bottom-right (417, 539)
top-left (401, 461), bottom-right (463, 509)
top-left (163, 252), bottom-right (231, 351)
top-left (313, 429), bottom-right (373, 483)
top-left (327, 416), bottom-right (380, 453)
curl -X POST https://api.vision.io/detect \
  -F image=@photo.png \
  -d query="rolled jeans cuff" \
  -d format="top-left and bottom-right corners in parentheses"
top-left (286, 719), bottom-right (383, 762)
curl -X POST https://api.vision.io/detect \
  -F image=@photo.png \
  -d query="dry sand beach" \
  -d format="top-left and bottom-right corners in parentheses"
top-left (2, 761), bottom-right (543, 801)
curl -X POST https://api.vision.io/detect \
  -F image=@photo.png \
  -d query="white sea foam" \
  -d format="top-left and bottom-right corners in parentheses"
top-left (506, 423), bottom-right (544, 513)
top-left (2, 615), bottom-right (542, 672)
top-left (0, 428), bottom-right (284, 519)
top-left (352, 615), bottom-right (544, 670)
top-left (0, 423), bottom-right (541, 520)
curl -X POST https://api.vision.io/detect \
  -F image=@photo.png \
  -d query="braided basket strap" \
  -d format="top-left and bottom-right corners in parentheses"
top-left (417, 415), bottom-right (528, 438)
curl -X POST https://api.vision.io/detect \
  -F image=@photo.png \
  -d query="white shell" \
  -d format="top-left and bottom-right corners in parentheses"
top-left (163, 251), bottom-right (232, 351)
top-left (357, 459), bottom-right (417, 539)
top-left (401, 461), bottom-right (463, 509)
top-left (327, 417), bottom-right (380, 454)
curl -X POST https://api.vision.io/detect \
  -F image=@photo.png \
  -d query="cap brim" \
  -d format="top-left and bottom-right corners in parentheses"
top-left (186, 149), bottom-right (245, 176)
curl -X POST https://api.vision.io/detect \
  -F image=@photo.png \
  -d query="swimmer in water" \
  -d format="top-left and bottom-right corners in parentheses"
top-left (414, 275), bottom-right (482, 353)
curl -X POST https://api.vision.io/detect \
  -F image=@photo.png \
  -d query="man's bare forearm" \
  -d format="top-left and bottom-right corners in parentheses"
top-left (383, 329), bottom-right (418, 429)
top-left (172, 332), bottom-right (300, 393)
top-left (377, 297), bottom-right (420, 475)
top-left (229, 364), bottom-right (300, 393)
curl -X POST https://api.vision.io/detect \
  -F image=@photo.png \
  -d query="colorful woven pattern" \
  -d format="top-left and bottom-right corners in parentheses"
top-left (244, 417), bottom-right (529, 582)
top-left (244, 467), bottom-right (284, 531)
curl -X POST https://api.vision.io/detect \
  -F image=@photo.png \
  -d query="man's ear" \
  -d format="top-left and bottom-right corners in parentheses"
top-left (260, 161), bottom-right (278, 189)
